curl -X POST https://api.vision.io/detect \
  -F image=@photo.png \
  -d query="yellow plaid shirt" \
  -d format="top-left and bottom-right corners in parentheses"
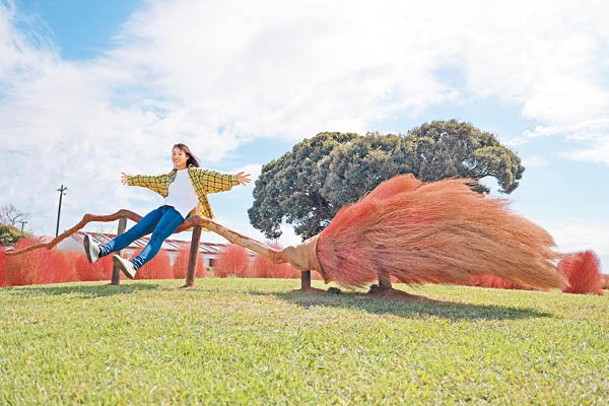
top-left (127, 166), bottom-right (238, 219)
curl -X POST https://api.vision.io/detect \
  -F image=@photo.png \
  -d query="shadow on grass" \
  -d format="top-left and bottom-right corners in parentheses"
top-left (2, 279), bottom-right (554, 320)
top-left (258, 289), bottom-right (554, 321)
top-left (1, 282), bottom-right (164, 298)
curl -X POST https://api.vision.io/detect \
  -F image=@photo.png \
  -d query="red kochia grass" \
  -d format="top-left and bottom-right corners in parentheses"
top-left (316, 174), bottom-right (567, 290)
top-left (0, 247), bottom-right (7, 286)
top-left (135, 250), bottom-right (173, 280)
top-left (4, 240), bottom-right (110, 285)
top-left (214, 244), bottom-right (250, 278)
top-left (52, 251), bottom-right (80, 283)
top-left (558, 250), bottom-right (604, 296)
top-left (250, 254), bottom-right (300, 279)
top-left (75, 255), bottom-right (113, 282)
top-left (5, 239), bottom-right (53, 286)
top-left (249, 242), bottom-right (300, 279)
top-left (172, 248), bottom-right (207, 279)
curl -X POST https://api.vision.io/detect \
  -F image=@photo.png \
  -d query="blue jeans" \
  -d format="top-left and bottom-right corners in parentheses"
top-left (99, 205), bottom-right (184, 270)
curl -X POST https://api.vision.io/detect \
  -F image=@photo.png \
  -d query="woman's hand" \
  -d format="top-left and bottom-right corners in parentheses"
top-left (235, 171), bottom-right (251, 185)
top-left (120, 172), bottom-right (129, 185)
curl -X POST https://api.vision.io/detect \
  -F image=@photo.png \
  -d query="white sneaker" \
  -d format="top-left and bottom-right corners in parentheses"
top-left (83, 234), bottom-right (101, 264)
top-left (113, 254), bottom-right (137, 279)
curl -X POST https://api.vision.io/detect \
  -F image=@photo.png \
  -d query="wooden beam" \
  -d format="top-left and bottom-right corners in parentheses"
top-left (184, 225), bottom-right (202, 288)
top-left (110, 217), bottom-right (127, 285)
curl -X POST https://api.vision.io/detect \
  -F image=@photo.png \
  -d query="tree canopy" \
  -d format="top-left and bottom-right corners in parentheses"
top-left (407, 120), bottom-right (524, 193)
top-left (0, 204), bottom-right (30, 246)
top-left (249, 120), bottom-right (525, 240)
top-left (0, 223), bottom-right (30, 247)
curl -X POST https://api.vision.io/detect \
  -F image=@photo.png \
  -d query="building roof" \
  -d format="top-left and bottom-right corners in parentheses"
top-left (58, 231), bottom-right (228, 255)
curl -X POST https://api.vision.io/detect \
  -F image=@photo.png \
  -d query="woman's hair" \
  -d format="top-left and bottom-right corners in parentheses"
top-left (173, 143), bottom-right (200, 168)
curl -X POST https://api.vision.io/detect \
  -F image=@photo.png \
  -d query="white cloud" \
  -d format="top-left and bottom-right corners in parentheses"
top-left (523, 119), bottom-right (609, 166)
top-left (2, 0), bottom-right (609, 239)
top-left (549, 217), bottom-right (609, 266)
top-left (233, 164), bottom-right (262, 182)
top-left (108, 0), bottom-right (459, 138)
top-left (521, 155), bottom-right (549, 169)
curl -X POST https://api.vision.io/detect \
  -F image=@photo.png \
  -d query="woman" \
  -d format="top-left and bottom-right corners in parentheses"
top-left (83, 143), bottom-right (251, 279)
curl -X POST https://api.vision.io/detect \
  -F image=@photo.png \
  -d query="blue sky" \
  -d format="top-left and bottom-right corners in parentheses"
top-left (14, 0), bottom-right (140, 60)
top-left (1, 0), bottom-right (608, 271)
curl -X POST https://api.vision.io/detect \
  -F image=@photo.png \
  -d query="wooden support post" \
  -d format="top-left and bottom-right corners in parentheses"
top-left (301, 270), bottom-right (312, 290)
top-left (184, 225), bottom-right (202, 288)
top-left (378, 269), bottom-right (392, 289)
top-left (110, 217), bottom-right (127, 285)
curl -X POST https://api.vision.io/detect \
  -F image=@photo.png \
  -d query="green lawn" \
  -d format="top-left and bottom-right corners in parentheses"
top-left (1, 278), bottom-right (608, 405)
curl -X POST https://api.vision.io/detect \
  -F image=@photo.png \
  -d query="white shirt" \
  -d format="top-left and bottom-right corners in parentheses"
top-left (163, 169), bottom-right (198, 218)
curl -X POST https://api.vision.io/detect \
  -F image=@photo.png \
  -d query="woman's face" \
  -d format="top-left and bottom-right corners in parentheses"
top-left (172, 147), bottom-right (189, 170)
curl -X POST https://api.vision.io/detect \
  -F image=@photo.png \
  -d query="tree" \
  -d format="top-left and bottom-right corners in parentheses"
top-left (0, 223), bottom-right (29, 246)
top-left (407, 120), bottom-right (524, 193)
top-left (249, 121), bottom-right (525, 240)
top-left (248, 132), bottom-right (359, 239)
top-left (0, 204), bottom-right (28, 228)
top-left (320, 133), bottom-right (417, 210)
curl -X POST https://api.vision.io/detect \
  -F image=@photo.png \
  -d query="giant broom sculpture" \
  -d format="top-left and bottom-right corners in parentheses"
top-left (8, 174), bottom-right (567, 295)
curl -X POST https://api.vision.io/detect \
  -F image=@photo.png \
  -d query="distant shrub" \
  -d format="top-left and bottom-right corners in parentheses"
top-left (559, 250), bottom-right (603, 296)
top-left (75, 253), bottom-right (113, 282)
top-left (173, 248), bottom-right (207, 279)
top-left (4, 239), bottom-right (53, 285)
top-left (4, 243), bottom-right (94, 286)
top-left (135, 250), bottom-right (173, 280)
top-left (245, 242), bottom-right (306, 279)
top-left (602, 274), bottom-right (609, 290)
top-left (4, 243), bottom-right (215, 285)
top-left (0, 223), bottom-right (30, 246)
top-left (249, 254), bottom-right (300, 279)
top-left (215, 245), bottom-right (250, 278)
top-left (0, 247), bottom-right (7, 286)
top-left (52, 251), bottom-right (80, 283)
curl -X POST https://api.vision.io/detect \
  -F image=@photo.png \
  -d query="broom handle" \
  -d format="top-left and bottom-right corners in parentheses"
top-left (182, 216), bottom-right (284, 263)
top-left (189, 216), bottom-right (320, 273)
top-left (7, 209), bottom-right (144, 256)
top-left (8, 210), bottom-right (283, 263)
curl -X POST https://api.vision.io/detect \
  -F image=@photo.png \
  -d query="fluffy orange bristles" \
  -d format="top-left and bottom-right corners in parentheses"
top-left (316, 174), bottom-right (566, 290)
top-left (558, 250), bottom-right (604, 295)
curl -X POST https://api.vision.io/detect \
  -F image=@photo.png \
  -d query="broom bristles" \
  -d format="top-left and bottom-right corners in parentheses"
top-left (317, 174), bottom-right (566, 290)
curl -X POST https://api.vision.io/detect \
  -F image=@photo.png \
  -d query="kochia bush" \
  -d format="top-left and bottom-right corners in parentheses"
top-left (5, 239), bottom-right (53, 286)
top-left (75, 255), bottom-right (113, 282)
top-left (249, 254), bottom-right (300, 279)
top-left (0, 246), bottom-right (7, 287)
top-left (559, 250), bottom-right (604, 296)
top-left (134, 250), bottom-right (173, 280)
top-left (214, 245), bottom-right (250, 278)
top-left (172, 248), bottom-right (207, 279)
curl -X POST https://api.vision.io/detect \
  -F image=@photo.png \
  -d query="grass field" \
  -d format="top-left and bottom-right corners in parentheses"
top-left (1, 278), bottom-right (608, 405)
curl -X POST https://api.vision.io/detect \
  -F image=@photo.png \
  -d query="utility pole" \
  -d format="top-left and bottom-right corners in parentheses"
top-left (19, 220), bottom-right (27, 232)
top-left (56, 184), bottom-right (68, 237)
